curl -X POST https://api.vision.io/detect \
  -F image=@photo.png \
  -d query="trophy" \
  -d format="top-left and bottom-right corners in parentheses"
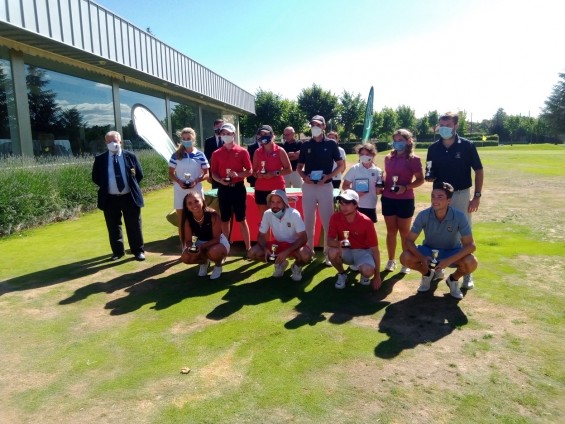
top-left (224, 168), bottom-right (232, 182)
top-left (425, 161), bottom-right (434, 181)
top-left (375, 170), bottom-right (384, 188)
top-left (430, 249), bottom-right (439, 269)
top-left (183, 172), bottom-right (192, 188)
top-left (260, 161), bottom-right (267, 174)
top-left (390, 175), bottom-right (399, 192)
top-left (341, 231), bottom-right (351, 248)
top-left (189, 236), bottom-right (199, 253)
top-left (268, 244), bottom-right (278, 262)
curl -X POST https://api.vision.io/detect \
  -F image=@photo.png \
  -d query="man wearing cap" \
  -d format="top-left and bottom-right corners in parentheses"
top-left (400, 181), bottom-right (478, 299)
top-left (296, 115), bottom-right (345, 265)
top-left (248, 189), bottom-right (313, 281)
top-left (204, 118), bottom-right (225, 189)
top-left (327, 189), bottom-right (381, 291)
top-left (210, 123), bottom-right (253, 252)
top-left (252, 124), bottom-right (292, 217)
top-left (281, 126), bottom-right (303, 188)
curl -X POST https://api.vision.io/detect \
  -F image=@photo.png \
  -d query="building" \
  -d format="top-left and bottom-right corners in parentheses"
top-left (0, 0), bottom-right (255, 157)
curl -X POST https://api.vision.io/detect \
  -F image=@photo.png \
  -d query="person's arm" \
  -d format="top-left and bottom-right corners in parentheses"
top-left (278, 149), bottom-right (292, 176)
top-left (404, 231), bottom-right (427, 263)
top-left (370, 245), bottom-right (381, 290)
top-left (199, 212), bottom-right (222, 251)
top-left (323, 159), bottom-right (345, 183)
top-left (438, 235), bottom-right (476, 270)
top-left (180, 215), bottom-right (192, 250)
top-left (277, 231), bottom-right (307, 263)
top-left (342, 180), bottom-right (352, 191)
top-left (297, 161), bottom-right (312, 184)
top-left (468, 168), bottom-right (484, 213)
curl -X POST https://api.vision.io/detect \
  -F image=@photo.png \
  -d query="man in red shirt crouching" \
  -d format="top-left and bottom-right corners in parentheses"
top-left (327, 189), bottom-right (382, 291)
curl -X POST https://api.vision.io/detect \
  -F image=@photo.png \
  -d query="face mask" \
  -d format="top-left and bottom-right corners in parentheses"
top-left (182, 140), bottom-right (193, 149)
top-left (259, 135), bottom-right (272, 145)
top-left (438, 126), bottom-right (454, 139)
top-left (272, 209), bottom-right (285, 219)
top-left (392, 141), bottom-right (406, 152)
top-left (107, 142), bottom-right (119, 152)
top-left (221, 135), bottom-right (234, 144)
top-left (359, 155), bottom-right (372, 164)
top-left (311, 126), bottom-right (323, 137)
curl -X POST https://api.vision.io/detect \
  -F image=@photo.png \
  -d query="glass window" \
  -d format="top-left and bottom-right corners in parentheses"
top-left (0, 55), bottom-right (17, 156)
top-left (170, 99), bottom-right (200, 147)
top-left (119, 88), bottom-right (166, 150)
top-left (25, 65), bottom-right (114, 156)
top-left (201, 106), bottom-right (223, 141)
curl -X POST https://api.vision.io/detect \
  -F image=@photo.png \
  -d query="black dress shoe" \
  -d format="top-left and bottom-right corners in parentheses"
top-left (111, 253), bottom-right (125, 261)
top-left (134, 252), bottom-right (146, 261)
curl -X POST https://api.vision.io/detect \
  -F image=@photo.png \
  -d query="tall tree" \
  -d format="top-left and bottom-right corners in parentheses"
top-left (395, 105), bottom-right (417, 132)
top-left (542, 72), bottom-right (565, 134)
top-left (26, 66), bottom-right (60, 133)
top-left (240, 89), bottom-right (286, 137)
top-left (379, 107), bottom-right (398, 138)
top-left (338, 90), bottom-right (365, 142)
top-left (281, 99), bottom-right (307, 137)
top-left (490, 108), bottom-right (509, 140)
top-left (297, 84), bottom-right (339, 123)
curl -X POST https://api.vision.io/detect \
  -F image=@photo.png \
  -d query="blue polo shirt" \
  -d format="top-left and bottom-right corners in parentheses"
top-left (426, 135), bottom-right (483, 191)
top-left (298, 137), bottom-right (342, 179)
top-left (411, 206), bottom-right (472, 249)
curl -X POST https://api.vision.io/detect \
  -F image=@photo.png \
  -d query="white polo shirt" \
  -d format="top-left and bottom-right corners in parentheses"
top-left (343, 163), bottom-right (382, 209)
top-left (259, 207), bottom-right (306, 243)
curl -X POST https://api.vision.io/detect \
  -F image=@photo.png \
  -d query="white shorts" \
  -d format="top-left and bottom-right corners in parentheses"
top-left (196, 233), bottom-right (230, 254)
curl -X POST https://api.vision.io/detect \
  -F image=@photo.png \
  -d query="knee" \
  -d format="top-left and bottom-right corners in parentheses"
top-left (328, 247), bottom-right (340, 260)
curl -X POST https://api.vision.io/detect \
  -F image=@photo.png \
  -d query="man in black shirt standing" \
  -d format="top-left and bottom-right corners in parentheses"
top-left (281, 126), bottom-right (303, 188)
top-left (204, 118), bottom-right (224, 189)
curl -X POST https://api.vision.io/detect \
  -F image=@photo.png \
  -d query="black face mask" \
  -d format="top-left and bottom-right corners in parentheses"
top-left (259, 135), bottom-right (272, 144)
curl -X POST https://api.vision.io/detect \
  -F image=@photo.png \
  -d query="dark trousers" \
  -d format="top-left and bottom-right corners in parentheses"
top-left (103, 194), bottom-right (144, 256)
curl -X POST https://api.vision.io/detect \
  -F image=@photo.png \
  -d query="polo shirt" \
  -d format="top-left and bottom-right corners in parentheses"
top-left (328, 210), bottom-right (378, 249)
top-left (254, 143), bottom-right (286, 191)
top-left (298, 137), bottom-right (342, 179)
top-left (259, 207), bottom-right (306, 243)
top-left (411, 206), bottom-right (472, 250)
top-left (210, 144), bottom-right (252, 183)
top-left (426, 135), bottom-right (483, 191)
top-left (168, 148), bottom-right (209, 178)
top-left (343, 163), bottom-right (382, 209)
top-left (282, 140), bottom-right (302, 170)
top-left (382, 154), bottom-right (422, 200)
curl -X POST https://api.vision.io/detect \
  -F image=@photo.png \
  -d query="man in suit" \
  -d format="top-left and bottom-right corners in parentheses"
top-left (204, 118), bottom-right (224, 189)
top-left (92, 131), bottom-right (146, 261)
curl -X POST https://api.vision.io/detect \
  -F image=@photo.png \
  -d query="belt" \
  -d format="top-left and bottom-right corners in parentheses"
top-left (221, 182), bottom-right (244, 188)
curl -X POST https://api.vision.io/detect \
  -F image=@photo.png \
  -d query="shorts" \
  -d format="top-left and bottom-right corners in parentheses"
top-left (358, 207), bottom-right (377, 223)
top-left (266, 240), bottom-right (304, 256)
top-left (417, 245), bottom-right (461, 267)
top-left (332, 179), bottom-right (341, 189)
top-left (254, 189), bottom-right (270, 205)
top-left (197, 233), bottom-right (231, 253)
top-left (218, 182), bottom-right (247, 222)
top-left (381, 196), bottom-right (415, 219)
top-left (341, 248), bottom-right (375, 268)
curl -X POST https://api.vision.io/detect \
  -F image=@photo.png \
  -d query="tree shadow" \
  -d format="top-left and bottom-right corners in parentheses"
top-left (283, 270), bottom-right (404, 330)
top-left (374, 283), bottom-right (469, 359)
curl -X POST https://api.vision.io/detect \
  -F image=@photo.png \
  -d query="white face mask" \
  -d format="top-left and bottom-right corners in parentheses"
top-left (311, 126), bottom-right (323, 137)
top-left (221, 135), bottom-right (235, 144)
top-left (359, 155), bottom-right (372, 164)
top-left (107, 142), bottom-right (120, 152)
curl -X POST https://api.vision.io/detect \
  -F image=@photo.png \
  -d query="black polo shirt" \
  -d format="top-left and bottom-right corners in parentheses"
top-left (298, 137), bottom-right (342, 178)
top-left (426, 135), bottom-right (483, 191)
top-left (282, 140), bottom-right (302, 170)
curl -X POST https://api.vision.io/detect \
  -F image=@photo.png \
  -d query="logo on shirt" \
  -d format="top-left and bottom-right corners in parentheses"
top-left (287, 223), bottom-right (291, 227)
top-left (455, 152), bottom-right (461, 159)
top-left (447, 226), bottom-right (454, 232)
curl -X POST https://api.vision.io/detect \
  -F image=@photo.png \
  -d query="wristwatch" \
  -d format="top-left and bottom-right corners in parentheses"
top-left (474, 192), bottom-right (482, 198)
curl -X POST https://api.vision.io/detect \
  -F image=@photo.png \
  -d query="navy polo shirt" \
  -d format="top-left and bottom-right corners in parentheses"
top-left (426, 135), bottom-right (483, 191)
top-left (298, 137), bottom-right (342, 178)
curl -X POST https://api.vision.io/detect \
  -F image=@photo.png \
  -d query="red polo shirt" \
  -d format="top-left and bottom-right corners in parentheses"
top-left (328, 210), bottom-right (378, 249)
top-left (211, 144), bottom-right (252, 183)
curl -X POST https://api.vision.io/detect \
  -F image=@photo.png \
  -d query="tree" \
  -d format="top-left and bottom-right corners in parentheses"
top-left (281, 99), bottom-right (307, 137)
top-left (490, 108), bottom-right (509, 140)
top-left (395, 105), bottom-right (417, 132)
top-left (542, 72), bottom-right (565, 135)
top-left (26, 66), bottom-right (61, 133)
top-left (337, 91), bottom-right (365, 142)
top-left (239, 89), bottom-right (286, 137)
top-left (415, 116), bottom-right (430, 138)
top-left (297, 84), bottom-right (339, 124)
top-left (170, 104), bottom-right (198, 134)
top-left (379, 107), bottom-right (398, 139)
top-left (58, 107), bottom-right (86, 154)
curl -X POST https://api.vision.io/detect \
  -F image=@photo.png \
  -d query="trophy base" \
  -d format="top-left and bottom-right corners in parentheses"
top-left (390, 187), bottom-right (399, 193)
top-left (188, 248), bottom-right (198, 254)
top-left (267, 256), bottom-right (277, 263)
top-left (341, 243), bottom-right (351, 249)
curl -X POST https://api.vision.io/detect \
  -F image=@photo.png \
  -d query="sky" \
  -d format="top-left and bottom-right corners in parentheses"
top-left (95, 0), bottom-right (565, 122)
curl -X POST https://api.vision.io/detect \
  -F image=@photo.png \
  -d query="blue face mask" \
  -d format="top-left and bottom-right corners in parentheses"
top-left (259, 135), bottom-right (272, 145)
top-left (438, 126), bottom-right (454, 139)
top-left (392, 141), bottom-right (406, 152)
top-left (182, 140), bottom-right (193, 149)
top-left (272, 209), bottom-right (285, 219)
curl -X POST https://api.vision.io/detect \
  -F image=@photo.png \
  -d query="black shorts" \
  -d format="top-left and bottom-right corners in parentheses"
top-left (358, 207), bottom-right (377, 223)
top-left (254, 189), bottom-right (270, 205)
top-left (332, 180), bottom-right (341, 189)
top-left (381, 196), bottom-right (415, 219)
top-left (218, 183), bottom-right (247, 222)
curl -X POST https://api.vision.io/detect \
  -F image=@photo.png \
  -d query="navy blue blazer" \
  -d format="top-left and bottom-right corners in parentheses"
top-left (92, 150), bottom-right (144, 210)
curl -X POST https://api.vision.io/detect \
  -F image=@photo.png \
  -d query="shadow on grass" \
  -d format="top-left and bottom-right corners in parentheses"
top-left (374, 279), bottom-right (468, 359)
top-left (283, 269), bottom-right (405, 329)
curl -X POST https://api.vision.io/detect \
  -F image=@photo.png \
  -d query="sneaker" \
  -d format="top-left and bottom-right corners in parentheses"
top-left (210, 266), bottom-right (222, 280)
top-left (272, 260), bottom-right (289, 278)
top-left (400, 265), bottom-right (411, 274)
top-left (290, 263), bottom-right (302, 282)
top-left (359, 275), bottom-right (371, 286)
top-left (198, 260), bottom-right (210, 277)
top-left (324, 255), bottom-right (332, 267)
top-left (434, 268), bottom-right (445, 280)
top-left (418, 269), bottom-right (435, 292)
top-left (384, 260), bottom-right (396, 272)
top-left (335, 273), bottom-right (347, 289)
top-left (462, 274), bottom-right (474, 290)
top-left (349, 264), bottom-right (359, 272)
top-left (446, 275), bottom-right (464, 299)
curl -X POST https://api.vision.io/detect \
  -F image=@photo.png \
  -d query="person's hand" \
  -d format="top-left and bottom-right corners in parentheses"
top-left (397, 185), bottom-right (407, 195)
top-left (468, 197), bottom-right (480, 213)
top-left (303, 175), bottom-right (314, 184)
top-left (371, 275), bottom-right (382, 291)
top-left (276, 251), bottom-right (289, 264)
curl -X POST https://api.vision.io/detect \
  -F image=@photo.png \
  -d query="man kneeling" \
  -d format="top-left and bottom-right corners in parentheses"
top-left (400, 181), bottom-right (478, 299)
top-left (248, 189), bottom-right (313, 281)
top-left (327, 190), bottom-right (381, 291)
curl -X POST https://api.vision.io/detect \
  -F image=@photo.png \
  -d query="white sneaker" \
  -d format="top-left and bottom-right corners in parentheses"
top-left (272, 260), bottom-right (289, 278)
top-left (198, 260), bottom-right (210, 277)
top-left (384, 260), bottom-right (396, 272)
top-left (324, 255), bottom-right (332, 266)
top-left (446, 275), bottom-right (464, 299)
top-left (434, 268), bottom-right (445, 280)
top-left (462, 274), bottom-right (474, 290)
top-left (359, 275), bottom-right (371, 286)
top-left (335, 273), bottom-right (347, 289)
top-left (418, 269), bottom-right (435, 292)
top-left (290, 263), bottom-right (302, 282)
top-left (400, 265), bottom-right (411, 274)
top-left (210, 266), bottom-right (222, 280)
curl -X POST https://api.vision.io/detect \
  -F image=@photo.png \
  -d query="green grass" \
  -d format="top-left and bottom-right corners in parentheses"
top-left (0, 144), bottom-right (564, 423)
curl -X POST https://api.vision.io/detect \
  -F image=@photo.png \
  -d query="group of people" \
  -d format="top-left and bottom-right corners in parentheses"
top-left (92, 111), bottom-right (483, 299)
